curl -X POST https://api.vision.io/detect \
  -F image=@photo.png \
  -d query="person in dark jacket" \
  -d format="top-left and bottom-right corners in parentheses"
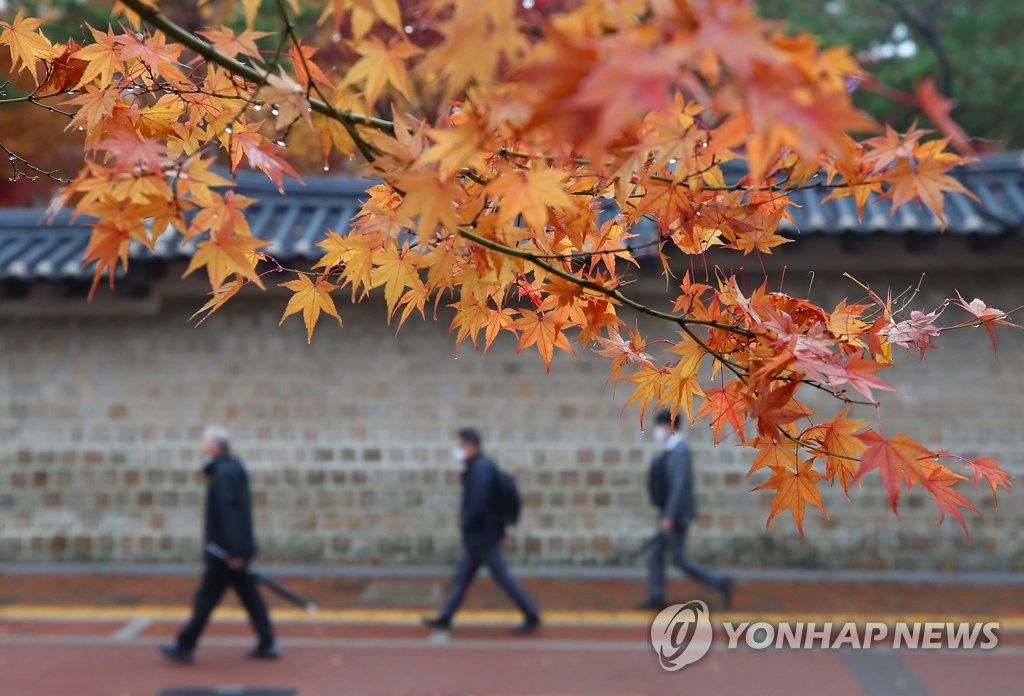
top-left (638, 409), bottom-right (733, 610)
top-left (423, 428), bottom-right (540, 634)
top-left (159, 426), bottom-right (278, 663)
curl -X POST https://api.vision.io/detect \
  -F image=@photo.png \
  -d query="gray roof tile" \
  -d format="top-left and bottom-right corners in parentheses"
top-left (0, 155), bottom-right (1021, 283)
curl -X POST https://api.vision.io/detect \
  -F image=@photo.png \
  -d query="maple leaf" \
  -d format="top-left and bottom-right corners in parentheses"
top-left (70, 25), bottom-right (122, 88)
top-left (662, 336), bottom-right (704, 421)
top-left (190, 276), bottom-right (244, 326)
top-left (197, 26), bottom-right (268, 61)
top-left (963, 456), bottom-right (1012, 507)
top-left (879, 310), bottom-right (941, 358)
top-left (882, 140), bottom-right (974, 227)
top-left (260, 68), bottom-right (313, 131)
top-left (487, 168), bottom-right (575, 232)
top-left (288, 44), bottom-right (331, 88)
top-left (827, 299), bottom-right (870, 346)
top-left (514, 310), bottom-right (575, 372)
top-left (749, 380), bottom-right (814, 439)
top-left (0, 10), bottom-right (53, 75)
top-left (450, 294), bottom-right (515, 353)
top-left (279, 275), bottom-right (343, 343)
top-left (370, 245), bottom-right (422, 319)
top-left (913, 462), bottom-right (979, 538)
top-left (182, 232), bottom-right (267, 290)
top-left (37, 41), bottom-right (87, 95)
top-left (856, 432), bottom-right (932, 513)
top-left (802, 408), bottom-right (869, 496)
top-left (695, 380), bottom-right (747, 444)
top-left (747, 437), bottom-right (798, 479)
top-left (623, 363), bottom-right (667, 425)
top-left (916, 79), bottom-right (973, 156)
top-left (954, 291), bottom-right (1018, 356)
top-left (753, 460), bottom-right (828, 537)
top-left (83, 219), bottom-right (131, 299)
top-left (229, 125), bottom-right (302, 193)
top-left (321, 0), bottom-right (404, 39)
top-left (345, 36), bottom-right (420, 105)
top-left (593, 329), bottom-right (654, 382)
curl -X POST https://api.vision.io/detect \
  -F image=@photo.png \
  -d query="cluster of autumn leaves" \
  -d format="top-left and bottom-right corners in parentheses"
top-left (0, 0), bottom-right (1013, 534)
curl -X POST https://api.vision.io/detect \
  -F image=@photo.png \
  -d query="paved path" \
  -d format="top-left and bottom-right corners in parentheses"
top-left (0, 606), bottom-right (1021, 696)
top-left (1, 572), bottom-right (1021, 694)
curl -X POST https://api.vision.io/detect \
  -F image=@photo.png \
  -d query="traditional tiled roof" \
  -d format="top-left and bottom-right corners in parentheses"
top-left (1, 153), bottom-right (1021, 283)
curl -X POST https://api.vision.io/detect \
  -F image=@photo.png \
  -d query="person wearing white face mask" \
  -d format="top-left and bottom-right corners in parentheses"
top-left (637, 409), bottom-right (734, 610)
top-left (423, 428), bottom-right (541, 634)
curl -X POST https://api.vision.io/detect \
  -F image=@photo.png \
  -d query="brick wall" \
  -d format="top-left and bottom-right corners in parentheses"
top-left (1, 241), bottom-right (1023, 571)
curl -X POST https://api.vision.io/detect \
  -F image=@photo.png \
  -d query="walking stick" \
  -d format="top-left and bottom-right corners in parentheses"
top-left (205, 542), bottom-right (319, 614)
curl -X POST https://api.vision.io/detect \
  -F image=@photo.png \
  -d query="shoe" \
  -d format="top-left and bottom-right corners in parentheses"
top-left (158, 644), bottom-right (194, 664)
top-left (512, 616), bottom-right (541, 635)
top-left (635, 598), bottom-right (666, 610)
top-left (247, 643), bottom-right (281, 660)
top-left (422, 616), bottom-right (452, 631)
top-left (720, 578), bottom-right (734, 610)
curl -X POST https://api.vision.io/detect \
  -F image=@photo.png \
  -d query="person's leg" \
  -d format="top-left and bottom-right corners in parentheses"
top-left (436, 548), bottom-right (483, 622)
top-left (482, 545), bottom-right (539, 621)
top-left (645, 530), bottom-right (668, 602)
top-left (669, 525), bottom-right (728, 590)
top-left (176, 561), bottom-right (230, 651)
top-left (230, 568), bottom-right (275, 648)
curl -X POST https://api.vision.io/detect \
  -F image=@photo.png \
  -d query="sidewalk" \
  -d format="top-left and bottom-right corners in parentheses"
top-left (1, 567), bottom-right (1022, 621)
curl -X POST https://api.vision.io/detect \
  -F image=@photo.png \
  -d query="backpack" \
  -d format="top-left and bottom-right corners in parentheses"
top-left (495, 467), bottom-right (522, 526)
top-left (648, 452), bottom-right (668, 509)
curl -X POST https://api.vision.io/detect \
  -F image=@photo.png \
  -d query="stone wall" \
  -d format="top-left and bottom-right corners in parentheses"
top-left (1, 239), bottom-right (1023, 571)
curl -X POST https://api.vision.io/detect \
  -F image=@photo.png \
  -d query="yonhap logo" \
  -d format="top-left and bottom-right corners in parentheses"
top-left (650, 600), bottom-right (713, 670)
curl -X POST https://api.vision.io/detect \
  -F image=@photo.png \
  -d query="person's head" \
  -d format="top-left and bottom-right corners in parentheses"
top-left (652, 409), bottom-right (680, 445)
top-left (201, 424), bottom-right (231, 461)
top-left (453, 428), bottom-right (482, 463)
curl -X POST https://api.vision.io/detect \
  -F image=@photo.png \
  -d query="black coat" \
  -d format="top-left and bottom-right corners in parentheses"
top-left (661, 442), bottom-right (697, 526)
top-left (203, 454), bottom-right (256, 561)
top-left (460, 454), bottom-right (505, 553)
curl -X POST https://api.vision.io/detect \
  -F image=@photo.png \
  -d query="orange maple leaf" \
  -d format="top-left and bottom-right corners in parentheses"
top-left (83, 219), bottom-right (131, 299)
top-left (856, 431), bottom-right (931, 513)
top-left (487, 168), bottom-right (575, 232)
top-left (749, 380), bottom-right (814, 439)
top-left (695, 380), bottom-right (747, 444)
top-left (802, 408), bottom-right (869, 496)
top-left (37, 41), bottom-right (87, 95)
top-left (753, 460), bottom-right (828, 537)
top-left (963, 456), bottom-right (1012, 507)
top-left (514, 310), bottom-right (575, 372)
top-left (913, 461), bottom-right (979, 538)
top-left (279, 275), bottom-right (342, 343)
top-left (229, 125), bottom-right (302, 193)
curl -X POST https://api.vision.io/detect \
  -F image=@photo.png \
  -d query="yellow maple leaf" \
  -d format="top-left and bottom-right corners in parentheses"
top-left (183, 232), bottom-right (266, 290)
top-left (0, 10), bottom-right (54, 75)
top-left (487, 168), bottom-right (574, 232)
top-left (279, 274), bottom-right (343, 343)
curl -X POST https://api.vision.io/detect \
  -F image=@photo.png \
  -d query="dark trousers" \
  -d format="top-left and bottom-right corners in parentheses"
top-left (177, 557), bottom-right (275, 650)
top-left (438, 544), bottom-right (539, 621)
top-left (647, 524), bottom-right (727, 602)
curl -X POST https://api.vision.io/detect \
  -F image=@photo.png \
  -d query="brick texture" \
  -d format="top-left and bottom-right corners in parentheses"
top-left (1, 252), bottom-right (1023, 570)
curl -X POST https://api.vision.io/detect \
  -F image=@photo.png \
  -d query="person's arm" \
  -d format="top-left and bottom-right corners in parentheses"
top-left (462, 461), bottom-right (495, 530)
top-left (660, 446), bottom-right (691, 530)
top-left (213, 464), bottom-right (247, 563)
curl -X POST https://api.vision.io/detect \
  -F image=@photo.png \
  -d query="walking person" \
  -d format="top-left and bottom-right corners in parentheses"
top-left (637, 409), bottom-right (734, 610)
top-left (423, 428), bottom-right (541, 634)
top-left (159, 425), bottom-right (279, 663)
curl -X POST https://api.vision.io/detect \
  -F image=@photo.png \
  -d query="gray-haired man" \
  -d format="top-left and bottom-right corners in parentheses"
top-left (159, 426), bottom-right (278, 663)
